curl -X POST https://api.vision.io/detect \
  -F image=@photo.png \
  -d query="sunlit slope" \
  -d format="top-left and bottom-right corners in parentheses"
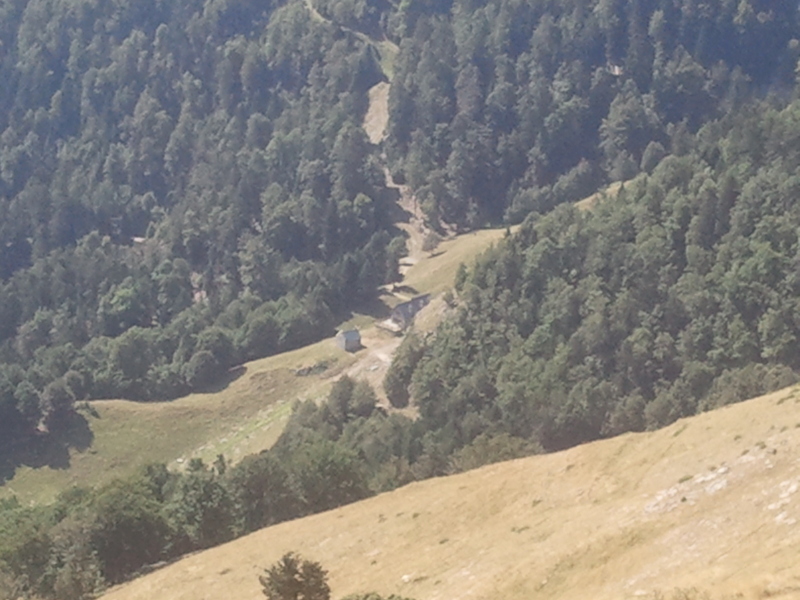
top-left (102, 386), bottom-right (800, 600)
top-left (1, 224), bottom-right (511, 505)
top-left (1, 340), bottom-right (353, 505)
top-left (402, 227), bottom-right (512, 296)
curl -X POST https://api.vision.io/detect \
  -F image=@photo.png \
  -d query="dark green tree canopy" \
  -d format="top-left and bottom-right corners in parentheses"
top-left (3, 1), bottom-right (800, 596)
top-left (0, 0), bottom-right (399, 447)
top-left (260, 552), bottom-right (331, 600)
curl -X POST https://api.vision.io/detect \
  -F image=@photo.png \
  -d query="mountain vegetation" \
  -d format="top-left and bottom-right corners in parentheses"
top-left (0, 376), bottom-right (390, 598)
top-left (0, 0), bottom-right (400, 453)
top-left (260, 552), bottom-right (330, 600)
top-left (4, 0), bottom-right (800, 597)
top-left (1, 0), bottom-right (797, 456)
top-left (0, 368), bottom-right (534, 599)
top-left (385, 0), bottom-right (799, 227)
top-left (259, 552), bottom-right (415, 600)
top-left (402, 103), bottom-right (800, 454)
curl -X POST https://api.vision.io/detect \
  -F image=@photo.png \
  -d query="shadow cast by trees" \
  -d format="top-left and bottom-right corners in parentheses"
top-left (193, 364), bottom-right (248, 395)
top-left (387, 283), bottom-right (419, 296)
top-left (0, 411), bottom-right (94, 486)
top-left (342, 295), bottom-right (393, 322)
top-left (384, 188), bottom-right (409, 224)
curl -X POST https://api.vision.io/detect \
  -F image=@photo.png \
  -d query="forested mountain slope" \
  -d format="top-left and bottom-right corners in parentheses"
top-left (1, 0), bottom-right (798, 460)
top-left (0, 0), bottom-right (398, 449)
top-left (399, 100), bottom-right (800, 457)
top-left (385, 0), bottom-right (800, 226)
top-left (0, 228), bottom-right (511, 600)
top-left (4, 0), bottom-right (800, 597)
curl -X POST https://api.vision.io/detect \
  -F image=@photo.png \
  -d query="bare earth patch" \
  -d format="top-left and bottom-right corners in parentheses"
top-left (363, 82), bottom-right (390, 144)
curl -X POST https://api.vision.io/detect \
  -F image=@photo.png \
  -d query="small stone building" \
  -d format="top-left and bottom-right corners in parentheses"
top-left (335, 329), bottom-right (361, 352)
top-left (390, 294), bottom-right (431, 330)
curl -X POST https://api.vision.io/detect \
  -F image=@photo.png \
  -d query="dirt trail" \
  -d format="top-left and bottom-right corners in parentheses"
top-left (386, 166), bottom-right (427, 277)
top-left (303, 0), bottom-right (398, 70)
top-left (329, 76), bottom-right (433, 398)
top-left (361, 80), bottom-right (436, 276)
top-left (363, 82), bottom-right (390, 144)
top-left (297, 1), bottom-right (431, 394)
top-left (363, 82), bottom-right (427, 276)
top-left (305, 0), bottom-right (418, 274)
top-left (314, 76), bottom-right (430, 400)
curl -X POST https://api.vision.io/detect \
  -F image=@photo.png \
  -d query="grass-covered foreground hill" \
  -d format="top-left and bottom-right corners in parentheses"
top-left (101, 384), bottom-right (800, 600)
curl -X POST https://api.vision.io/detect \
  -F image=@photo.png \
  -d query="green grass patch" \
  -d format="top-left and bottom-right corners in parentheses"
top-left (375, 40), bottom-right (398, 80)
top-left (1, 339), bottom-right (351, 505)
top-left (403, 228), bottom-right (513, 296)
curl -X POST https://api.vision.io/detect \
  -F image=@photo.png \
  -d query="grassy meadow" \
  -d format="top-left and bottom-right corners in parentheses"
top-left (100, 385), bottom-right (800, 600)
top-left (0, 223), bottom-right (509, 505)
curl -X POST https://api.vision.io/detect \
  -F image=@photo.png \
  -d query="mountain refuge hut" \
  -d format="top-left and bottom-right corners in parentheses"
top-left (335, 329), bottom-right (361, 352)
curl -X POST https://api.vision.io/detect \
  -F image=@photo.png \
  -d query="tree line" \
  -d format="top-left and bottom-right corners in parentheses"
top-left (0, 371), bottom-right (539, 599)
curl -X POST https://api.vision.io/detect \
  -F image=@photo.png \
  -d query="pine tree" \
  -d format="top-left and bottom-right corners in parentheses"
top-left (260, 553), bottom-right (330, 600)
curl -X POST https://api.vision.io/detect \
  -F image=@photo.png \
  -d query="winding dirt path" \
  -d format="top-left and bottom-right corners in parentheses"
top-left (363, 82), bottom-right (390, 144)
top-left (301, 3), bottom-right (431, 395)
top-left (360, 78), bottom-right (427, 276)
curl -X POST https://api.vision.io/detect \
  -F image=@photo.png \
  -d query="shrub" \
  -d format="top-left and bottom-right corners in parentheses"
top-left (260, 552), bottom-right (330, 600)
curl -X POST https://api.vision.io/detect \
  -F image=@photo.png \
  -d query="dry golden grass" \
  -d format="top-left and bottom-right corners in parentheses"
top-left (102, 386), bottom-right (800, 600)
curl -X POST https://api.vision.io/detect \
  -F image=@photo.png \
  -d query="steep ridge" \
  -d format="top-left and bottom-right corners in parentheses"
top-left (101, 386), bottom-right (800, 600)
